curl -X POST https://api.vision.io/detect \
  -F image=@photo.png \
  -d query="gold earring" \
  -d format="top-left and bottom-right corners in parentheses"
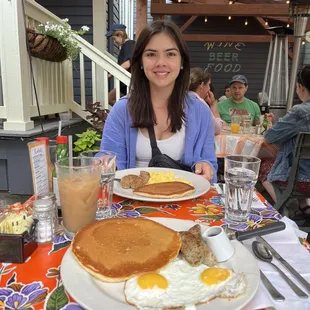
top-left (181, 66), bottom-right (183, 69)
top-left (141, 65), bottom-right (144, 69)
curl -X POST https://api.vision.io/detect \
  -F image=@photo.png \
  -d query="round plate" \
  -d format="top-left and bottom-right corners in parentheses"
top-left (113, 167), bottom-right (211, 202)
top-left (61, 218), bottom-right (260, 310)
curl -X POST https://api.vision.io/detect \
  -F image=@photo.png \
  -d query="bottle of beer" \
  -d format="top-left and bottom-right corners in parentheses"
top-left (53, 136), bottom-right (68, 209)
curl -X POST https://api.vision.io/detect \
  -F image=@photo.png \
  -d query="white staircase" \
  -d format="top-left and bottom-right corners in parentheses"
top-left (0, 0), bottom-right (131, 131)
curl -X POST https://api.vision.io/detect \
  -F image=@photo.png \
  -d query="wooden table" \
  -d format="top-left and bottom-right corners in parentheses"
top-left (0, 188), bottom-right (308, 310)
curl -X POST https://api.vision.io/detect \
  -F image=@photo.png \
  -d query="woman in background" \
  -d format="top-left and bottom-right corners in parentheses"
top-left (259, 65), bottom-right (310, 218)
top-left (101, 20), bottom-right (217, 181)
top-left (188, 67), bottom-right (223, 135)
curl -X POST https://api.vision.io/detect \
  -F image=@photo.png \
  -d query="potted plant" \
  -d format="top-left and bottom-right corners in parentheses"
top-left (27, 18), bottom-right (89, 62)
top-left (73, 102), bottom-right (110, 154)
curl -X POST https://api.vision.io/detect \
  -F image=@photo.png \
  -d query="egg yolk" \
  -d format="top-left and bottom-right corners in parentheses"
top-left (200, 268), bottom-right (231, 285)
top-left (137, 273), bottom-right (168, 289)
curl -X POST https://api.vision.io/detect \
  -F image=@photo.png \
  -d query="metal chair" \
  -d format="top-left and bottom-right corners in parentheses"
top-left (273, 132), bottom-right (310, 230)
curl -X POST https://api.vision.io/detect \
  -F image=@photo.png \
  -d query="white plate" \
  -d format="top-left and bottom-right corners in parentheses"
top-left (113, 167), bottom-right (211, 202)
top-left (61, 218), bottom-right (260, 310)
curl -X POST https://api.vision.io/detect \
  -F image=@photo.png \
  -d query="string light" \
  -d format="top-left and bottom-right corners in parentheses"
top-left (229, 1), bottom-right (233, 4)
top-left (245, 18), bottom-right (248, 26)
top-left (228, 16), bottom-right (232, 20)
top-left (265, 18), bottom-right (268, 26)
top-left (286, 0), bottom-right (290, 4)
top-left (287, 21), bottom-right (290, 28)
top-left (178, 0), bottom-right (181, 3)
top-left (302, 40), bottom-right (306, 45)
top-left (204, 16), bottom-right (208, 22)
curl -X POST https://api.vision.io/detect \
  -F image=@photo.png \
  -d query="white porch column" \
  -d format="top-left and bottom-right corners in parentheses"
top-left (0, 0), bottom-right (34, 131)
top-left (93, 0), bottom-right (108, 106)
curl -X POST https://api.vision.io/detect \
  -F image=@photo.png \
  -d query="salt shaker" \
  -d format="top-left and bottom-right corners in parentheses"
top-left (33, 199), bottom-right (55, 244)
top-left (36, 192), bottom-right (58, 231)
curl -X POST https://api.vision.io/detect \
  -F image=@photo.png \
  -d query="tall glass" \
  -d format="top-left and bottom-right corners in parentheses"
top-left (55, 157), bottom-right (101, 239)
top-left (242, 115), bottom-right (252, 134)
top-left (231, 115), bottom-right (241, 134)
top-left (224, 155), bottom-right (261, 222)
top-left (80, 150), bottom-right (117, 219)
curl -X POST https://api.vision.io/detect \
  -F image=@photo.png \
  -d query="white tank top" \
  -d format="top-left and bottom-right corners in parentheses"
top-left (135, 126), bottom-right (186, 168)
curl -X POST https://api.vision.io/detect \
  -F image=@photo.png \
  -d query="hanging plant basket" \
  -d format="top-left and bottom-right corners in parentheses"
top-left (26, 28), bottom-right (67, 62)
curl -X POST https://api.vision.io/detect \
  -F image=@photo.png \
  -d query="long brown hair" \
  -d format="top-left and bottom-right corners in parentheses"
top-left (128, 20), bottom-right (190, 133)
top-left (189, 67), bottom-right (211, 92)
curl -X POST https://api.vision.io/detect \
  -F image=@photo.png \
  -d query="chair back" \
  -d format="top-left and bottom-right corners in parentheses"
top-left (290, 132), bottom-right (310, 191)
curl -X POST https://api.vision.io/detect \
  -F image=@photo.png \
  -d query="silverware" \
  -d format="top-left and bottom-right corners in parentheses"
top-left (252, 241), bottom-right (308, 298)
top-left (224, 222), bottom-right (286, 241)
top-left (260, 270), bottom-right (285, 301)
top-left (258, 236), bottom-right (310, 294)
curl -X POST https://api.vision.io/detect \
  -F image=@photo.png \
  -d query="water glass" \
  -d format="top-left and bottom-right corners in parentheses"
top-left (80, 150), bottom-right (117, 220)
top-left (55, 157), bottom-right (102, 239)
top-left (224, 155), bottom-right (261, 222)
top-left (231, 115), bottom-right (241, 134)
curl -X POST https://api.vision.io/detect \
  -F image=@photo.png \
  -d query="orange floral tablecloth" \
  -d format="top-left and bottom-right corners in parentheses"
top-left (0, 187), bottom-right (308, 310)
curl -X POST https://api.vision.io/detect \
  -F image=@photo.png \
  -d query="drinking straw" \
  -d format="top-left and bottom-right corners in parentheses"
top-left (68, 135), bottom-right (73, 166)
top-left (58, 121), bottom-right (62, 136)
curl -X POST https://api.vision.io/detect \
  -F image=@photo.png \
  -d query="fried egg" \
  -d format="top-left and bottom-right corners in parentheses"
top-left (147, 172), bottom-right (190, 185)
top-left (124, 259), bottom-right (246, 310)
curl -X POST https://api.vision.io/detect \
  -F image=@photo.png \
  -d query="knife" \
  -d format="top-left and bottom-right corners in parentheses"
top-left (226, 222), bottom-right (286, 241)
top-left (257, 236), bottom-right (310, 294)
top-left (260, 270), bottom-right (285, 301)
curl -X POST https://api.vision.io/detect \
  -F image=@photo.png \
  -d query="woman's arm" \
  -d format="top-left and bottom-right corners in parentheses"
top-left (101, 100), bottom-right (128, 169)
top-left (264, 105), bottom-right (301, 145)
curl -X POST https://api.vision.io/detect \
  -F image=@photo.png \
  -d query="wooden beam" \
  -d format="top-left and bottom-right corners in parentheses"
top-left (152, 0), bottom-right (166, 21)
top-left (182, 34), bottom-right (295, 42)
top-left (151, 4), bottom-right (290, 17)
top-left (136, 0), bottom-right (148, 38)
top-left (180, 16), bottom-right (198, 33)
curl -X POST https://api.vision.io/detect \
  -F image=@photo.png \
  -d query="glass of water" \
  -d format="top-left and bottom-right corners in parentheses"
top-left (80, 150), bottom-right (117, 220)
top-left (224, 155), bottom-right (261, 222)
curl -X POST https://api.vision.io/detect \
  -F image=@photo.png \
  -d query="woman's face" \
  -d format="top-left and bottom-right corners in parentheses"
top-left (141, 32), bottom-right (182, 92)
top-left (296, 82), bottom-right (306, 101)
top-left (201, 80), bottom-right (211, 98)
top-left (111, 34), bottom-right (123, 46)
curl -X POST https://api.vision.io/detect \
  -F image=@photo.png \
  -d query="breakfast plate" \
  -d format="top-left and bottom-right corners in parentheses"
top-left (61, 218), bottom-right (260, 310)
top-left (113, 167), bottom-right (211, 202)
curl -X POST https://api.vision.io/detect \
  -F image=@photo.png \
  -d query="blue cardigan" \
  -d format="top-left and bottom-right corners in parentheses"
top-left (101, 93), bottom-right (218, 183)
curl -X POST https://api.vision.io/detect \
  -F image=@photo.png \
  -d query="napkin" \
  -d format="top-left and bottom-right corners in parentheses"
top-left (214, 183), bottom-right (267, 209)
top-left (242, 217), bottom-right (310, 310)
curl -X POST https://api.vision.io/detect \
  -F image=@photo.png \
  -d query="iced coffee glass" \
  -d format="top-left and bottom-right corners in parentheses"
top-left (80, 150), bottom-right (117, 220)
top-left (55, 157), bottom-right (101, 239)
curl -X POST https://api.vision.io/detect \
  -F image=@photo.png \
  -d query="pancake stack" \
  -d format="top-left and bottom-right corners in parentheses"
top-left (71, 218), bottom-right (182, 282)
top-left (133, 181), bottom-right (195, 198)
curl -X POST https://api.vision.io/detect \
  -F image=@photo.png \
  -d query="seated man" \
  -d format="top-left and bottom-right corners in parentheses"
top-left (218, 75), bottom-right (261, 125)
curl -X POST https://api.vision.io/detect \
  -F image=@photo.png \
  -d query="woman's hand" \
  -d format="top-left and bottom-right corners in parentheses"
top-left (195, 162), bottom-right (214, 181)
top-left (205, 91), bottom-right (216, 107)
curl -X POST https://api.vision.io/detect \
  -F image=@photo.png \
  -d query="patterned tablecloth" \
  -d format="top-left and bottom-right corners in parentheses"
top-left (215, 131), bottom-right (278, 159)
top-left (0, 187), bottom-right (308, 310)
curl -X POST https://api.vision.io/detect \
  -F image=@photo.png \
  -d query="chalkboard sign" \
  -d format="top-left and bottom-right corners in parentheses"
top-left (188, 41), bottom-right (270, 102)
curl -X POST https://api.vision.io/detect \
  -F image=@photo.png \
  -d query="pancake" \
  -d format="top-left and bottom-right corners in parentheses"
top-left (71, 218), bottom-right (181, 282)
top-left (133, 181), bottom-right (195, 198)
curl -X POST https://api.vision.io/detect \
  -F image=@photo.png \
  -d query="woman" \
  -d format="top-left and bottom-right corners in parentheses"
top-left (188, 68), bottom-right (223, 135)
top-left (259, 65), bottom-right (310, 217)
top-left (101, 20), bottom-right (217, 182)
top-left (218, 84), bottom-right (231, 102)
top-left (105, 24), bottom-right (135, 106)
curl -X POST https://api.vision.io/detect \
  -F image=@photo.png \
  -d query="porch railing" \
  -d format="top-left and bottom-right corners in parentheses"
top-left (0, 0), bottom-right (130, 131)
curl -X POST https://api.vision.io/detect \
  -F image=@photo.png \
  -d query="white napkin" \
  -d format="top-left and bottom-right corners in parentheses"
top-left (214, 183), bottom-right (266, 209)
top-left (242, 217), bottom-right (310, 310)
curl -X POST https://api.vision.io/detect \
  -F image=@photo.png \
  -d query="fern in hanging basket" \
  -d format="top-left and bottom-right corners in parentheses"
top-left (27, 18), bottom-right (89, 62)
